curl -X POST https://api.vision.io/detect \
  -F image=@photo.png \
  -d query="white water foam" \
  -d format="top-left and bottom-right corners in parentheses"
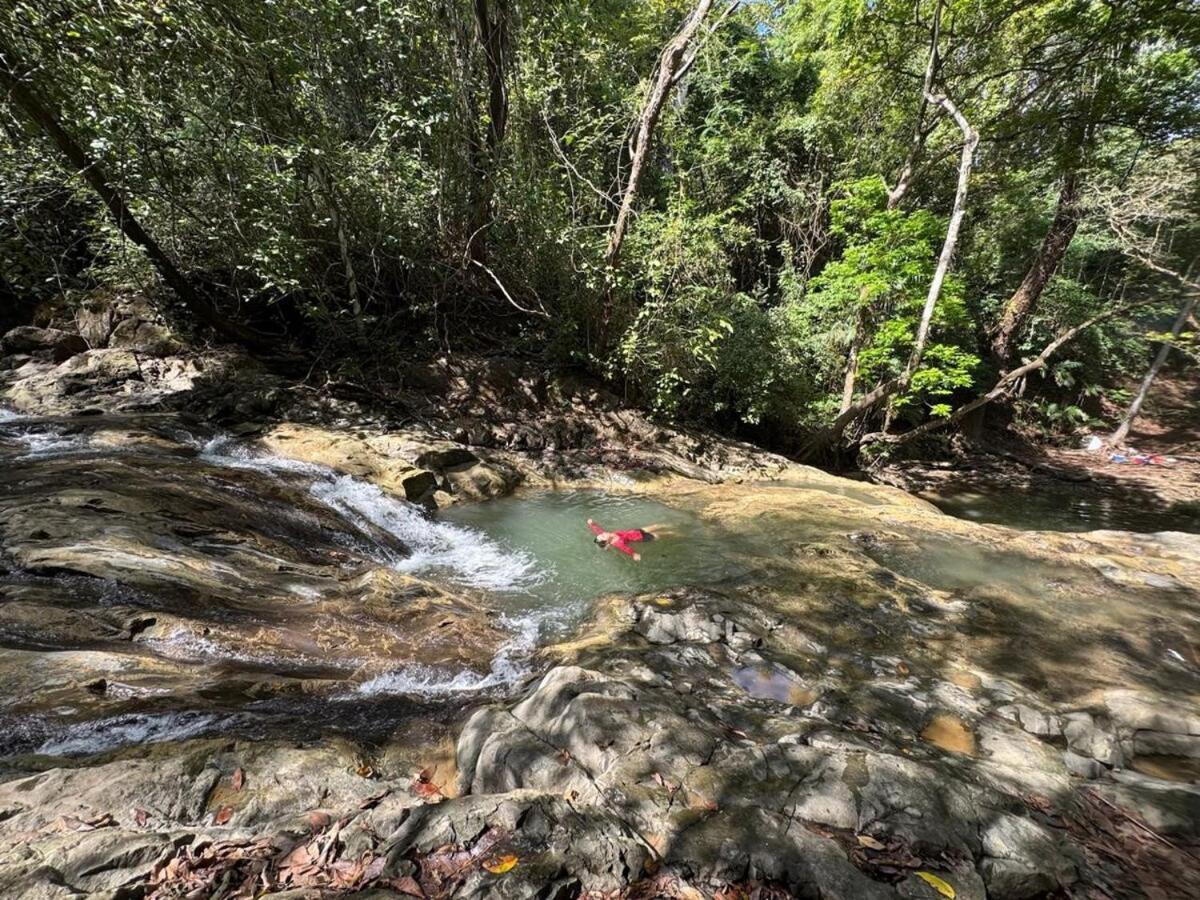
top-left (197, 434), bottom-right (326, 476)
top-left (37, 710), bottom-right (231, 756)
top-left (200, 434), bottom-right (541, 593)
top-left (355, 614), bottom-right (538, 698)
top-left (0, 406), bottom-right (19, 421)
top-left (312, 475), bottom-right (540, 592)
top-left (12, 429), bottom-right (94, 458)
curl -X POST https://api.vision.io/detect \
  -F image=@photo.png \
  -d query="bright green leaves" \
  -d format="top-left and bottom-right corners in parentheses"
top-left (795, 176), bottom-right (980, 421)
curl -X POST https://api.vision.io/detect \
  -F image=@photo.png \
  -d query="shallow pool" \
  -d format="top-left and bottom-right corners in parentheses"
top-left (439, 489), bottom-right (753, 637)
top-left (927, 481), bottom-right (1200, 534)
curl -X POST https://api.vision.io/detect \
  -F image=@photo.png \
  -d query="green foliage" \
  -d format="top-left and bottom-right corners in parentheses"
top-left (1, 0), bottom-right (1198, 445)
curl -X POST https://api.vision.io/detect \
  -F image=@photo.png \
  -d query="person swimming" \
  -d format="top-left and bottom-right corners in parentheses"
top-left (587, 518), bottom-right (657, 561)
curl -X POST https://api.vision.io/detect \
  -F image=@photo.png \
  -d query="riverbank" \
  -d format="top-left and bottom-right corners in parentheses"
top-left (1, 306), bottom-right (1198, 899)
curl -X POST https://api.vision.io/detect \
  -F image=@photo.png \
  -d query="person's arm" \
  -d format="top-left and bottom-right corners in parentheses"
top-left (610, 537), bottom-right (640, 560)
top-left (587, 519), bottom-right (604, 536)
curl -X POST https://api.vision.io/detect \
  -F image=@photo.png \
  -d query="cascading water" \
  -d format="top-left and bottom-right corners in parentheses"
top-left (0, 419), bottom-right (740, 755)
top-left (198, 435), bottom-right (542, 594)
top-left (195, 434), bottom-right (549, 696)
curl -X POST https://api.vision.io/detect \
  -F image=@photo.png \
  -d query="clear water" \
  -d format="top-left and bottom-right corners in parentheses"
top-left (440, 489), bottom-right (753, 637)
top-left (928, 482), bottom-right (1200, 534)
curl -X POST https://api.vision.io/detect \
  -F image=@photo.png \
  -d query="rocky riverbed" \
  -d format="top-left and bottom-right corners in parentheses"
top-left (0, 310), bottom-right (1198, 899)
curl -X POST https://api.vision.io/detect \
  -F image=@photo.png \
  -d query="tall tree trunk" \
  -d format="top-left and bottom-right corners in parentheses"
top-left (603, 0), bottom-right (717, 272)
top-left (839, 292), bottom-right (869, 413)
top-left (1108, 293), bottom-right (1198, 447)
top-left (0, 48), bottom-right (256, 344)
top-left (887, 0), bottom-right (943, 210)
top-left (842, 3), bottom-right (941, 413)
top-left (315, 167), bottom-right (365, 335)
top-left (805, 92), bottom-right (978, 458)
top-left (990, 172), bottom-right (1082, 367)
top-left (466, 0), bottom-right (509, 265)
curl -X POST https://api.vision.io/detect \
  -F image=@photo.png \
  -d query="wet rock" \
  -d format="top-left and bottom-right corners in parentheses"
top-left (260, 422), bottom-right (512, 503)
top-left (415, 445), bottom-right (478, 469)
top-left (0, 326), bottom-right (87, 361)
top-left (444, 458), bottom-right (520, 501)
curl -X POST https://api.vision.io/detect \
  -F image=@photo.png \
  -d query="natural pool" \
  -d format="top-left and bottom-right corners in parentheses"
top-left (927, 480), bottom-right (1200, 534)
top-left (439, 488), bottom-right (755, 638)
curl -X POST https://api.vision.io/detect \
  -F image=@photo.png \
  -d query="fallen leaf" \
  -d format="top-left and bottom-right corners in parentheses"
top-left (214, 806), bottom-right (234, 825)
top-left (362, 855), bottom-right (386, 881)
top-left (54, 813), bottom-right (116, 833)
top-left (482, 853), bottom-right (518, 874)
top-left (135, 808), bottom-right (149, 827)
top-left (307, 810), bottom-right (332, 831)
top-left (654, 596), bottom-right (673, 606)
top-left (857, 834), bottom-right (886, 850)
top-left (412, 768), bottom-right (443, 799)
top-left (391, 874), bottom-right (425, 896)
top-left (359, 788), bottom-right (392, 810)
top-left (896, 662), bottom-right (911, 676)
top-left (915, 871), bottom-right (956, 898)
top-left (231, 767), bottom-right (244, 791)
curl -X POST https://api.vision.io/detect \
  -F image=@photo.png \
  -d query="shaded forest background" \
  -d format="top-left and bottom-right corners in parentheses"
top-left (2, 0), bottom-right (1198, 460)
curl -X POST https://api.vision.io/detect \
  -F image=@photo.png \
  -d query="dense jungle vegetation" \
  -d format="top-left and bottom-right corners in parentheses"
top-left (2, 0), bottom-right (1198, 458)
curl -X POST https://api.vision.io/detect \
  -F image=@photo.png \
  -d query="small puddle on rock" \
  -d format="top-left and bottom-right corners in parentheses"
top-left (920, 713), bottom-right (977, 756)
top-left (731, 664), bottom-right (817, 706)
top-left (1130, 755), bottom-right (1200, 783)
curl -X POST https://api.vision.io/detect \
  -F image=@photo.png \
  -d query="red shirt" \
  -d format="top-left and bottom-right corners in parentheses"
top-left (588, 522), bottom-right (645, 556)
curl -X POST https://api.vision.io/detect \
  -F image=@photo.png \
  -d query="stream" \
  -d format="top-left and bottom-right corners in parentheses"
top-left (0, 412), bottom-right (763, 758)
top-left (1, 409), bottom-right (1197, 781)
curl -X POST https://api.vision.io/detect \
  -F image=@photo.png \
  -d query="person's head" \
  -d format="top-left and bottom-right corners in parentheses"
top-left (593, 531), bottom-right (612, 547)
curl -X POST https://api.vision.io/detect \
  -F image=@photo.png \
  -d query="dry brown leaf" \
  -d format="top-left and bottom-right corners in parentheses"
top-left (359, 788), bottom-right (391, 810)
top-left (214, 806), bottom-right (234, 825)
top-left (134, 808), bottom-right (149, 827)
top-left (231, 767), bottom-right (245, 791)
top-left (54, 813), bottom-right (116, 833)
top-left (857, 834), bottom-right (886, 850)
top-left (361, 855), bottom-right (386, 882)
top-left (307, 810), bottom-right (332, 831)
top-left (391, 874), bottom-right (425, 896)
